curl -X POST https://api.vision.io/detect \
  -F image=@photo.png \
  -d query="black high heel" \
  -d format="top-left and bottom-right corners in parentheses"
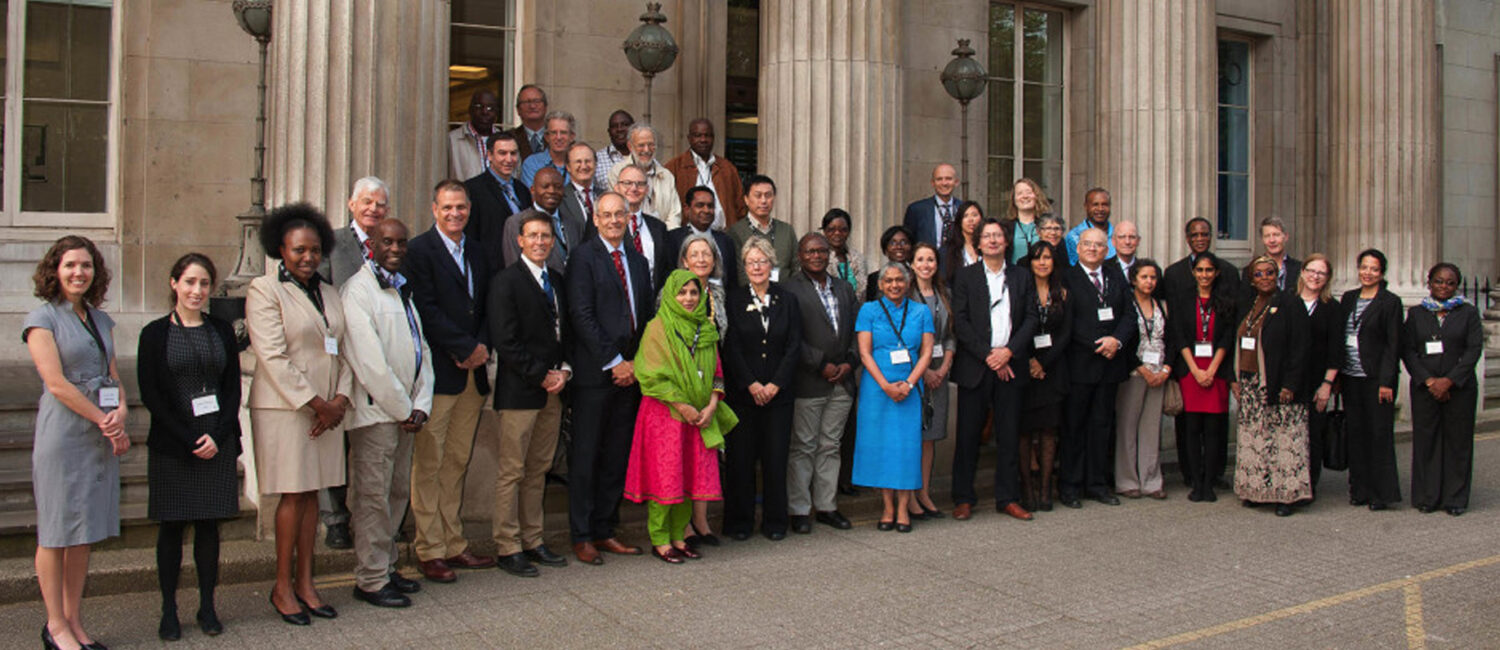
top-left (876, 520), bottom-right (895, 531)
top-left (269, 592), bottom-right (310, 626)
top-left (295, 594), bottom-right (338, 619)
top-left (41, 625), bottom-right (60, 650)
top-left (196, 609), bottom-right (224, 636)
top-left (688, 521), bottom-right (721, 547)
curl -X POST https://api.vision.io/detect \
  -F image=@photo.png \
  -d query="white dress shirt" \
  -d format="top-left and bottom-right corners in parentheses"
top-left (985, 261), bottom-right (1012, 348)
top-left (693, 151), bottom-right (726, 230)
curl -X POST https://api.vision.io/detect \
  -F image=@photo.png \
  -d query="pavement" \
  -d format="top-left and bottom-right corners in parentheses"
top-left (3, 434), bottom-right (1500, 649)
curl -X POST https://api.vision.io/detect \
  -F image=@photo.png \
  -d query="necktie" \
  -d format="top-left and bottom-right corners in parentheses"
top-left (582, 188), bottom-right (594, 219)
top-left (551, 212), bottom-right (568, 252)
top-left (631, 215), bottom-right (644, 254)
top-left (611, 250), bottom-right (634, 329)
top-left (940, 203), bottom-right (953, 246)
top-left (362, 237), bottom-right (375, 260)
top-left (500, 182), bottom-right (518, 211)
top-left (1090, 271), bottom-right (1102, 296)
top-left (541, 268), bottom-right (556, 310)
top-left (530, 132), bottom-right (543, 153)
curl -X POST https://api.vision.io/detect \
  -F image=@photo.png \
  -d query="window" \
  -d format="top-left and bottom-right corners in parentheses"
top-left (2, 0), bottom-right (117, 227)
top-left (1217, 37), bottom-right (1251, 242)
top-left (448, 0), bottom-right (515, 126)
top-left (987, 2), bottom-right (1065, 219)
top-left (724, 0), bottom-right (759, 177)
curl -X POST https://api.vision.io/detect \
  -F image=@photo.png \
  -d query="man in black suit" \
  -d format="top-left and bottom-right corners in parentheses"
top-left (464, 132), bottom-right (533, 266)
top-left (615, 163), bottom-right (672, 291)
top-left (1059, 227), bottom-right (1136, 508)
top-left (402, 179), bottom-right (497, 582)
top-left (500, 166), bottom-right (570, 269)
top-left (487, 212), bottom-right (572, 578)
top-left (563, 191), bottom-right (655, 565)
top-left (1241, 216), bottom-right (1301, 293)
top-left (666, 186), bottom-right (739, 290)
top-left (950, 219), bottom-right (1038, 521)
top-left (901, 163), bottom-right (960, 247)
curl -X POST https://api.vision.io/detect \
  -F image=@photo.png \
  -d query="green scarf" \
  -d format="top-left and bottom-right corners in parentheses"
top-left (635, 269), bottom-right (738, 449)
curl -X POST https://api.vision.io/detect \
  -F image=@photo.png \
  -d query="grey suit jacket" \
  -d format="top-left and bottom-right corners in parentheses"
top-left (783, 271), bottom-right (859, 398)
top-left (556, 182), bottom-right (599, 256)
top-left (501, 208), bottom-right (583, 272)
top-left (328, 225), bottom-right (368, 288)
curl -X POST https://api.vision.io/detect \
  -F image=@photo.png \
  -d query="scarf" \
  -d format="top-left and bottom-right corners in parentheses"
top-left (1420, 295), bottom-right (1465, 313)
top-left (635, 269), bottom-right (738, 450)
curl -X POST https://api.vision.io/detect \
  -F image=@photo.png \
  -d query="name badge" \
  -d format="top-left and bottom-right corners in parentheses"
top-left (191, 394), bottom-right (220, 417)
top-left (1346, 334), bottom-right (1359, 349)
top-left (1142, 351), bottom-right (1163, 366)
top-left (697, 369), bottom-right (705, 379)
top-left (1097, 307), bottom-right (1115, 322)
top-left (890, 349), bottom-right (912, 365)
top-left (770, 268), bottom-right (781, 282)
top-left (1033, 334), bottom-right (1052, 349)
top-left (1194, 343), bottom-right (1213, 358)
top-left (324, 336), bottom-right (340, 356)
top-left (1240, 337), bottom-right (1256, 351)
top-left (98, 386), bottom-right (121, 409)
top-left (931, 343), bottom-right (944, 358)
top-left (1425, 340), bottom-right (1444, 356)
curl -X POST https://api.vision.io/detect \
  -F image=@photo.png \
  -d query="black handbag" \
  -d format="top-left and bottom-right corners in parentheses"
top-left (1323, 393), bottom-right (1348, 471)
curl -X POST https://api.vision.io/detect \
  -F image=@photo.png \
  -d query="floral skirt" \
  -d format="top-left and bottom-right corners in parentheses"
top-left (1233, 373), bottom-right (1312, 504)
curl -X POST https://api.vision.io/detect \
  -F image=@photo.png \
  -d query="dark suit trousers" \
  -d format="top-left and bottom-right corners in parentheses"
top-left (568, 384), bottom-right (640, 542)
top-left (1342, 376), bottom-right (1402, 505)
top-left (1061, 380), bottom-right (1119, 497)
top-left (1307, 408), bottom-right (1328, 492)
top-left (1178, 411), bottom-right (1226, 491)
top-left (722, 396), bottom-right (793, 535)
top-left (1409, 383), bottom-right (1477, 509)
top-left (952, 373), bottom-right (1022, 507)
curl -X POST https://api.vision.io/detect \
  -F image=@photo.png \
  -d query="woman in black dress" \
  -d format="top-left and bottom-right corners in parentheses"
top-left (1402, 262), bottom-right (1484, 516)
top-left (1295, 254), bottom-right (1341, 499)
top-left (1020, 241), bottom-right (1070, 511)
top-left (864, 225), bottom-right (915, 302)
top-left (1338, 248), bottom-right (1404, 510)
top-left (137, 253), bottom-right (242, 640)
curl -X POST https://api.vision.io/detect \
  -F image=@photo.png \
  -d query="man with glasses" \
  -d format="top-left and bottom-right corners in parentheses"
top-left (520, 111), bottom-right (577, 187)
top-left (613, 164), bottom-right (672, 291)
top-left (508, 84), bottom-right (549, 159)
top-left (448, 89), bottom-right (500, 181)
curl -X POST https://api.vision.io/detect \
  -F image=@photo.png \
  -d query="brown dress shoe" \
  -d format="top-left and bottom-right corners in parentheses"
top-left (594, 537), bottom-right (643, 555)
top-left (1146, 490), bottom-right (1168, 500)
top-left (1118, 489), bottom-right (1141, 499)
top-left (952, 503), bottom-right (973, 520)
top-left (573, 541), bottom-right (603, 565)
top-left (1000, 502), bottom-right (1034, 521)
top-left (418, 559), bottom-right (456, 583)
top-left (444, 550), bottom-right (496, 569)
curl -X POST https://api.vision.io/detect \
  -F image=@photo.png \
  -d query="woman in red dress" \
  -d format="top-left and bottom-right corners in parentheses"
top-left (1170, 253), bottom-right (1234, 502)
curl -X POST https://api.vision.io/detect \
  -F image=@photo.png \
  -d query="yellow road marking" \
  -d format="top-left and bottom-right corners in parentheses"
top-left (1476, 432), bottom-right (1500, 442)
top-left (1403, 584), bottom-right (1426, 650)
top-left (1124, 554), bottom-right (1500, 649)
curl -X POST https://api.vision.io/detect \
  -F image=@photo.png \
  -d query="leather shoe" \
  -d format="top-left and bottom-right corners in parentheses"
top-left (876, 520), bottom-right (895, 531)
top-left (595, 538), bottom-right (643, 555)
top-left (295, 595), bottom-right (337, 619)
top-left (524, 545), bottom-right (569, 567)
top-left (573, 541), bottom-right (603, 565)
top-left (324, 523), bottom-right (352, 550)
top-left (1090, 492), bottom-right (1121, 506)
top-left (1368, 501), bottom-right (1388, 511)
top-left (388, 571), bottom-right (422, 594)
top-left (444, 550), bottom-right (496, 569)
top-left (763, 529), bottom-right (786, 541)
top-left (952, 503), bottom-right (973, 520)
top-left (729, 531), bottom-right (752, 541)
top-left (651, 546), bottom-right (684, 564)
top-left (1118, 489), bottom-right (1141, 499)
top-left (790, 515), bottom-right (812, 534)
top-left (815, 510), bottom-right (853, 529)
top-left (353, 583), bottom-right (411, 608)
top-left (1274, 504), bottom-right (1293, 517)
top-left (496, 553), bottom-right (540, 578)
top-left (1447, 507), bottom-right (1466, 516)
top-left (1146, 490), bottom-right (1167, 500)
top-left (896, 522), bottom-right (912, 533)
top-left (269, 593), bottom-right (309, 626)
top-left (419, 559), bottom-right (456, 583)
top-left (195, 609), bottom-right (223, 636)
top-left (999, 502), bottom-right (1034, 521)
top-left (1059, 494), bottom-right (1083, 509)
top-left (674, 544), bottom-right (702, 560)
top-left (158, 613), bottom-right (180, 641)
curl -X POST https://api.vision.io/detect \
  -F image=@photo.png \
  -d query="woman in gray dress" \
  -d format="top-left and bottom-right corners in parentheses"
top-left (24, 235), bottom-right (127, 650)
top-left (910, 242), bottom-right (953, 519)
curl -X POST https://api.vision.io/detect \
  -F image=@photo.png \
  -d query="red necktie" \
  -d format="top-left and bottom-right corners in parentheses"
top-left (363, 237), bottom-right (375, 260)
top-left (612, 250), bottom-right (634, 329)
top-left (582, 190), bottom-right (594, 219)
top-left (631, 215), bottom-right (644, 254)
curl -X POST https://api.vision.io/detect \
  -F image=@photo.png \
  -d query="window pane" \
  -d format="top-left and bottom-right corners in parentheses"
top-left (452, 0), bottom-right (512, 27)
top-left (988, 156), bottom-right (1014, 219)
top-left (25, 0), bottom-right (113, 101)
top-left (1218, 106), bottom-right (1248, 174)
top-left (1217, 173), bottom-right (1249, 242)
top-left (989, 3), bottom-right (1014, 80)
top-left (988, 80), bottom-right (1013, 157)
top-left (21, 102), bottom-right (108, 212)
top-left (1021, 83), bottom-right (1063, 160)
top-left (449, 25), bottom-right (512, 124)
top-left (1022, 9), bottom-right (1063, 84)
top-left (1218, 40), bottom-right (1249, 107)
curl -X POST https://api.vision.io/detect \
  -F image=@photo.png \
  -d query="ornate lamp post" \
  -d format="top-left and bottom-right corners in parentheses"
top-left (212, 0), bottom-right (273, 326)
top-left (622, 2), bottom-right (678, 125)
top-left (940, 39), bottom-right (988, 199)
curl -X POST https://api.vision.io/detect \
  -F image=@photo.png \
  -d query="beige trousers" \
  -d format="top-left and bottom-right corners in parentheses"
top-left (347, 421), bottom-right (413, 591)
top-left (492, 393), bottom-right (563, 555)
top-left (410, 373), bottom-right (483, 562)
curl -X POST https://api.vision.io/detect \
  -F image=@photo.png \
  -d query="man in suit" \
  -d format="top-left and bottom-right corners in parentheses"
top-left (448, 89), bottom-right (499, 181)
top-left (487, 211), bottom-right (573, 578)
top-left (339, 218), bottom-right (434, 608)
top-left (402, 180), bottom-right (497, 582)
top-left (606, 123), bottom-right (682, 228)
top-left (783, 233), bottom-right (858, 533)
top-left (726, 175), bottom-right (798, 284)
top-left (615, 164), bottom-right (672, 291)
top-left (950, 218), bottom-right (1038, 521)
top-left (902, 163), bottom-right (960, 247)
top-left (501, 167), bottom-right (571, 269)
top-left (666, 186), bottom-right (739, 290)
top-left (464, 132), bottom-right (533, 267)
top-left (564, 191), bottom-right (655, 565)
top-left (1059, 227), bottom-right (1136, 508)
top-left (594, 110), bottom-right (634, 189)
top-left (560, 142), bottom-right (602, 234)
top-left (1112, 220), bottom-right (1141, 279)
top-left (663, 118), bottom-right (746, 229)
top-left (509, 84), bottom-right (548, 160)
top-left (519, 111), bottom-right (574, 188)
top-left (1065, 188), bottom-right (1117, 265)
top-left (1244, 216), bottom-right (1301, 293)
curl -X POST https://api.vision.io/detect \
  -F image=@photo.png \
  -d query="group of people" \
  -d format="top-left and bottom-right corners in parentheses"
top-left (21, 84), bottom-right (1483, 649)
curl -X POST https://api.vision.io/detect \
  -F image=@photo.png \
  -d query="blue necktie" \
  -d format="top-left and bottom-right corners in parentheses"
top-left (500, 182), bottom-right (519, 212)
top-left (541, 268), bottom-right (556, 311)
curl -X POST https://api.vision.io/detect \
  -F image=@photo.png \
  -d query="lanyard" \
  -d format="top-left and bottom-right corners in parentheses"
top-left (989, 273), bottom-right (1009, 312)
top-left (676, 321), bottom-right (704, 358)
top-left (77, 308), bottom-right (109, 366)
top-left (1198, 297), bottom-right (1213, 343)
top-left (879, 298), bottom-right (910, 350)
top-left (169, 310), bottom-right (216, 394)
top-left (1036, 290), bottom-right (1052, 330)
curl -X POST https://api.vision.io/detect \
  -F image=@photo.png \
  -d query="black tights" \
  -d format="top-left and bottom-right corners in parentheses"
top-left (157, 520), bottom-right (221, 614)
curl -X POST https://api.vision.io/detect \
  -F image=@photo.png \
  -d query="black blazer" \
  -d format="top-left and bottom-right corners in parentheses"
top-left (137, 315), bottom-right (243, 459)
top-left (565, 235), bottom-right (656, 388)
top-left (1030, 281), bottom-right (1073, 381)
top-left (723, 284), bottom-right (802, 404)
top-left (666, 226), bottom-right (740, 291)
top-left (464, 171), bottom-right (533, 268)
top-left (487, 261), bottom-right (570, 410)
top-left (1302, 297), bottom-right (1345, 402)
top-left (1238, 290), bottom-right (1310, 405)
top-left (1167, 290), bottom-right (1237, 382)
top-left (950, 261), bottom-right (1038, 390)
top-left (404, 226), bottom-right (492, 396)
top-left (1062, 262), bottom-right (1137, 383)
top-left (1239, 256), bottom-right (1302, 300)
top-left (783, 271), bottom-right (860, 398)
top-left (1402, 302), bottom-right (1484, 390)
top-left (1339, 287), bottom-right (1403, 389)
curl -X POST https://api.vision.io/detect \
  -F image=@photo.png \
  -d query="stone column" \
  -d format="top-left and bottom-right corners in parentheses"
top-left (267, 0), bottom-right (448, 230)
top-left (760, 0), bottom-right (903, 258)
top-left (1327, 0), bottom-right (1438, 295)
top-left (1093, 0), bottom-right (1217, 262)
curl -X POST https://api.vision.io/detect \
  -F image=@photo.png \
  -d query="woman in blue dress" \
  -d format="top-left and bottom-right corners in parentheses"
top-left (853, 261), bottom-right (934, 533)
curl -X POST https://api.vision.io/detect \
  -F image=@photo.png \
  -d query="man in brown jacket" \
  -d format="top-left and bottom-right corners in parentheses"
top-left (664, 118), bottom-right (745, 230)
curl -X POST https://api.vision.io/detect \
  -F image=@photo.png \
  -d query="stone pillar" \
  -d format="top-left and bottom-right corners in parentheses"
top-left (1327, 0), bottom-right (1438, 295)
top-left (267, 0), bottom-right (448, 230)
top-left (1094, 0), bottom-right (1217, 262)
top-left (760, 0), bottom-right (903, 258)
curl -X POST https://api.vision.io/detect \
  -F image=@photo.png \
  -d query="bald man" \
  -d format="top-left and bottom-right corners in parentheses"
top-left (903, 163), bottom-right (961, 247)
top-left (1112, 220), bottom-right (1141, 278)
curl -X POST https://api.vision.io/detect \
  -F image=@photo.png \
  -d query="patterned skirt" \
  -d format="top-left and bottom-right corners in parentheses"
top-left (1233, 373), bottom-right (1312, 504)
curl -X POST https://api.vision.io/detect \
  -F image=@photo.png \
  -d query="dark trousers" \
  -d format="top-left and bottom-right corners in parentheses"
top-left (1061, 380), bottom-right (1119, 498)
top-left (1178, 411), bottom-right (1226, 492)
top-left (723, 396), bottom-right (794, 535)
top-left (1210, 412), bottom-right (1230, 481)
top-left (1307, 407), bottom-right (1327, 492)
top-left (568, 384), bottom-right (640, 542)
top-left (1409, 383), bottom-right (1477, 509)
top-left (1342, 376), bottom-right (1402, 505)
top-left (838, 395), bottom-right (858, 488)
top-left (952, 373), bottom-right (1023, 507)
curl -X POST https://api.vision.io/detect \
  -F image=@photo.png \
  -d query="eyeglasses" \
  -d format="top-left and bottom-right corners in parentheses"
top-left (617, 180), bottom-right (648, 189)
top-left (802, 247), bottom-right (831, 256)
top-left (745, 259), bottom-right (773, 268)
top-left (1038, 225), bottom-right (1063, 233)
top-left (1079, 242), bottom-right (1106, 250)
top-left (1302, 269), bottom-right (1328, 278)
top-left (1253, 270), bottom-right (1277, 279)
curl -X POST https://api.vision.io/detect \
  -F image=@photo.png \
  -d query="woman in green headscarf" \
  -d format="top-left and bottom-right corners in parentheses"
top-left (625, 270), bottom-right (738, 563)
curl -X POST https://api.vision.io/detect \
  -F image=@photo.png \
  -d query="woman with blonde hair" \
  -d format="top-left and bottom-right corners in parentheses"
top-left (1003, 178), bottom-right (1053, 264)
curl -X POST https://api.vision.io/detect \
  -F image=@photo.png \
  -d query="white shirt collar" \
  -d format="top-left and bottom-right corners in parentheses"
top-left (693, 150), bottom-right (716, 167)
top-left (521, 255), bottom-right (548, 283)
top-left (440, 230), bottom-right (465, 253)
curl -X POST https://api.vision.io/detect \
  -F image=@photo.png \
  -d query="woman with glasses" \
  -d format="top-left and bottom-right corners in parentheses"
top-left (1402, 262), bottom-right (1483, 516)
top-left (865, 225), bottom-right (915, 302)
top-left (1170, 253), bottom-right (1234, 502)
top-left (821, 209), bottom-right (868, 298)
top-left (1033, 215), bottom-right (1068, 268)
top-left (1296, 254), bottom-right (1341, 499)
top-left (1339, 249), bottom-right (1403, 511)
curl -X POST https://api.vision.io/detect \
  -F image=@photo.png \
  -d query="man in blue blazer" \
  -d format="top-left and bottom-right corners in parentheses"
top-left (464, 132), bottom-right (533, 266)
top-left (901, 163), bottom-right (960, 247)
